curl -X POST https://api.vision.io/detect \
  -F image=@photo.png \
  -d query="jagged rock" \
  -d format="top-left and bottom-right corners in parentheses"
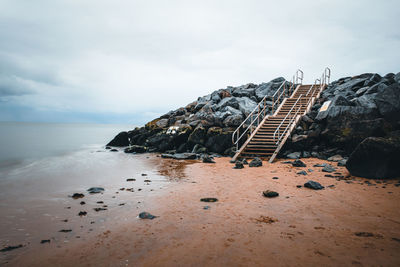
top-left (322, 165), bottom-right (336, 173)
top-left (107, 131), bottom-right (129, 147)
top-left (287, 152), bottom-right (301, 159)
top-left (188, 124), bottom-right (206, 145)
top-left (161, 153), bottom-right (197, 160)
top-left (124, 145), bottom-right (148, 153)
top-left (292, 159), bottom-right (306, 167)
top-left (249, 157), bottom-right (262, 167)
top-left (202, 155), bottom-right (215, 163)
top-left (373, 83), bottom-right (400, 123)
top-left (304, 180), bottom-right (324, 190)
top-left (234, 161), bottom-right (244, 169)
top-left (346, 136), bottom-right (400, 179)
top-left (327, 155), bottom-right (343, 162)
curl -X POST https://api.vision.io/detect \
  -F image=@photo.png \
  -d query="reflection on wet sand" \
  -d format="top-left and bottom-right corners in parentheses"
top-left (152, 155), bottom-right (197, 180)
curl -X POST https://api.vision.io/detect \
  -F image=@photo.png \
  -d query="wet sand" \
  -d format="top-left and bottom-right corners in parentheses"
top-left (4, 157), bottom-right (400, 266)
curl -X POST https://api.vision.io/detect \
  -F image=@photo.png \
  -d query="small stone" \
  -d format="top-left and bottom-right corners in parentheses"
top-left (296, 185), bottom-right (302, 188)
top-left (355, 232), bottom-right (374, 237)
top-left (249, 157), bottom-right (263, 167)
top-left (272, 177), bottom-right (279, 180)
top-left (242, 159), bottom-right (248, 165)
top-left (59, 229), bottom-right (72, 233)
top-left (292, 159), bottom-right (306, 167)
top-left (71, 193), bottom-right (84, 199)
top-left (139, 212), bottom-right (157, 219)
top-left (126, 178), bottom-right (136, 182)
top-left (304, 180), bottom-right (324, 190)
top-left (200, 198), bottom-right (218, 202)
top-left (202, 155), bottom-right (215, 163)
top-left (80, 201), bottom-right (85, 205)
top-left (313, 163), bottom-right (327, 167)
top-left (93, 208), bottom-right (107, 212)
top-left (263, 190), bottom-right (279, 198)
top-left (144, 179), bottom-right (151, 183)
top-left (327, 155), bottom-right (343, 162)
top-left (297, 171), bottom-right (307, 175)
top-left (322, 165), bottom-right (336, 173)
top-left (78, 211), bottom-right (87, 217)
top-left (287, 152), bottom-right (301, 159)
top-left (337, 159), bottom-right (347, 166)
top-left (87, 187), bottom-right (105, 194)
top-left (40, 240), bottom-right (50, 244)
top-left (234, 161), bottom-right (244, 169)
top-left (203, 206), bottom-right (210, 210)
top-left (110, 149), bottom-right (118, 152)
top-left (282, 160), bottom-right (293, 164)
top-left (0, 245), bottom-right (23, 252)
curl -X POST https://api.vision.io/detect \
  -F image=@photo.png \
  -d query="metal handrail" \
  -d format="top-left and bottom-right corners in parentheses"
top-left (273, 95), bottom-right (303, 144)
top-left (232, 69), bottom-right (303, 151)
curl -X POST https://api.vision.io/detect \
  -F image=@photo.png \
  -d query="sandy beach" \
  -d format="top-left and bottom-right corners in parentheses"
top-left (4, 156), bottom-right (400, 267)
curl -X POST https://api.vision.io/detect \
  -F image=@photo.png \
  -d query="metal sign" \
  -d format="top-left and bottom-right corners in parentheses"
top-left (319, 101), bottom-right (331, 112)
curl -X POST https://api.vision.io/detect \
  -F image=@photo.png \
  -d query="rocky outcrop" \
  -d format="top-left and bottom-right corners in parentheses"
top-left (282, 72), bottom-right (400, 160)
top-left (108, 78), bottom-right (291, 155)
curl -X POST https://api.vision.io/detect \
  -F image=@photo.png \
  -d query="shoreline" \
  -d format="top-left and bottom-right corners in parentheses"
top-left (6, 156), bottom-right (400, 266)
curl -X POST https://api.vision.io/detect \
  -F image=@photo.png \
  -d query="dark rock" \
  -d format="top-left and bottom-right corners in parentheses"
top-left (249, 157), bottom-right (263, 167)
top-left (263, 190), bottom-right (279, 198)
top-left (105, 146), bottom-right (111, 149)
top-left (297, 171), bottom-right (307, 175)
top-left (374, 83), bottom-right (400, 123)
top-left (272, 177), bottom-right (279, 180)
top-left (322, 165), bottom-right (336, 173)
top-left (200, 198), bottom-right (218, 202)
top-left (126, 178), bottom-right (136, 181)
top-left (124, 145), bottom-right (148, 153)
top-left (78, 211), bottom-right (87, 216)
top-left (304, 180), bottom-right (324, 190)
top-left (106, 131), bottom-right (129, 147)
top-left (80, 201), bottom-right (85, 205)
top-left (282, 160), bottom-right (293, 164)
top-left (94, 208), bottom-right (107, 212)
top-left (202, 155), bottom-right (215, 163)
top-left (110, 149), bottom-right (118, 152)
top-left (354, 232), bottom-right (374, 237)
top-left (161, 153), bottom-right (197, 160)
top-left (139, 212), bottom-right (158, 219)
top-left (296, 185), bottom-right (302, 188)
top-left (287, 152), bottom-right (301, 159)
top-left (0, 244), bottom-right (23, 252)
top-left (187, 124), bottom-right (206, 145)
top-left (242, 159), bottom-right (249, 165)
top-left (313, 163), bottom-right (327, 167)
top-left (40, 240), bottom-right (50, 244)
top-left (87, 187), bottom-right (105, 194)
top-left (292, 159), bottom-right (306, 167)
top-left (327, 155), bottom-right (343, 162)
top-left (346, 136), bottom-right (400, 179)
top-left (59, 229), bottom-right (72, 233)
top-left (337, 159), bottom-right (347, 166)
top-left (71, 193), bottom-right (84, 199)
top-left (234, 161), bottom-right (244, 169)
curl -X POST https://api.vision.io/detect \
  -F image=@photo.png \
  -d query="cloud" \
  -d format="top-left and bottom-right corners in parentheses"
top-left (0, 0), bottom-right (399, 123)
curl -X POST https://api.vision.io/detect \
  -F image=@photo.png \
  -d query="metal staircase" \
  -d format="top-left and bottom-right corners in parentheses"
top-left (232, 68), bottom-right (331, 163)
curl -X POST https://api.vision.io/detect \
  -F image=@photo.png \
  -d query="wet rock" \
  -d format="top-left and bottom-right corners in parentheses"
top-left (346, 135), bottom-right (400, 179)
top-left (59, 229), bottom-right (72, 233)
top-left (126, 178), bottom-right (136, 181)
top-left (313, 163), bottom-right (327, 167)
top-left (304, 180), bottom-right (324, 190)
top-left (249, 157), bottom-right (262, 167)
top-left (106, 131), bottom-right (129, 147)
top-left (94, 208), bottom-right (107, 212)
top-left (139, 212), bottom-right (158, 219)
top-left (110, 149), bottom-right (118, 152)
top-left (0, 244), bottom-right (23, 252)
top-left (287, 152), bottom-right (301, 159)
top-left (272, 177), bottom-right (279, 180)
top-left (242, 159), bottom-right (248, 165)
top-left (40, 240), bottom-right (50, 244)
top-left (78, 211), bottom-right (87, 216)
top-left (161, 153), bottom-right (197, 160)
top-left (337, 159), bottom-right (347, 166)
top-left (71, 193), bottom-right (84, 199)
top-left (263, 190), bottom-right (279, 198)
top-left (202, 154), bottom-right (216, 163)
top-left (234, 161), bottom-right (244, 169)
top-left (124, 145), bottom-right (148, 153)
top-left (327, 155), bottom-right (343, 162)
top-left (200, 198), bottom-right (218, 202)
top-left (322, 165), bottom-right (336, 173)
top-left (297, 171), bottom-right (307, 175)
top-left (292, 159), bottom-right (306, 167)
top-left (87, 187), bottom-right (105, 194)
top-left (80, 201), bottom-right (85, 205)
top-left (105, 146), bottom-right (111, 149)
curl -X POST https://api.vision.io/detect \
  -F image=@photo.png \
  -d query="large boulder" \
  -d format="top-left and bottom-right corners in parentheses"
top-left (374, 83), bottom-right (400, 123)
top-left (346, 135), bottom-right (400, 179)
top-left (204, 127), bottom-right (234, 154)
top-left (106, 131), bottom-right (129, 147)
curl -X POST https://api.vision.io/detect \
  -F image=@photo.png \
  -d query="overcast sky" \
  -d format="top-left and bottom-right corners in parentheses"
top-left (0, 0), bottom-right (399, 124)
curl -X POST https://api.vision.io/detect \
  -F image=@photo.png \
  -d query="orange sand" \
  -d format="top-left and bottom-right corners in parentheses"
top-left (7, 157), bottom-right (400, 266)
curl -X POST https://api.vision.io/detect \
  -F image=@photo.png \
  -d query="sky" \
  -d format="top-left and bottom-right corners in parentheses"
top-left (0, 0), bottom-right (399, 125)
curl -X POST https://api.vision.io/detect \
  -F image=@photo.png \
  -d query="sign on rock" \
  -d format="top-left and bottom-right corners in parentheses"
top-left (319, 101), bottom-right (331, 112)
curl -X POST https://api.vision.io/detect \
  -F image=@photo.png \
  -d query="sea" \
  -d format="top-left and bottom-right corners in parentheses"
top-left (0, 122), bottom-right (173, 261)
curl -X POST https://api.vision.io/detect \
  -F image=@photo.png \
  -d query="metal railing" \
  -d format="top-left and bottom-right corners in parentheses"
top-left (232, 69), bottom-right (303, 151)
top-left (272, 67), bottom-right (331, 145)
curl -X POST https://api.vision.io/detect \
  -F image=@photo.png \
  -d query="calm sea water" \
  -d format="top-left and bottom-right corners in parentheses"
top-left (0, 122), bottom-right (133, 168)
